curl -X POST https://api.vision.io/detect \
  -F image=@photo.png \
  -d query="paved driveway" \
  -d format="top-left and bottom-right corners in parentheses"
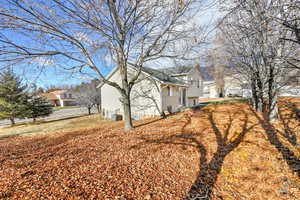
top-left (0, 107), bottom-right (98, 127)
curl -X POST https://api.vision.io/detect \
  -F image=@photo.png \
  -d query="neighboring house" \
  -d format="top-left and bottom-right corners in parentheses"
top-left (203, 80), bottom-right (218, 98)
top-left (99, 65), bottom-right (214, 119)
top-left (200, 66), bottom-right (246, 98)
top-left (41, 90), bottom-right (76, 107)
top-left (222, 69), bottom-right (300, 98)
top-left (41, 92), bottom-right (60, 106)
top-left (223, 75), bottom-right (245, 97)
top-left (279, 86), bottom-right (300, 97)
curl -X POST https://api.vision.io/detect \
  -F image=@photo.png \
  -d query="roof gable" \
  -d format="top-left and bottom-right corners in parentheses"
top-left (51, 90), bottom-right (66, 95)
top-left (97, 66), bottom-right (187, 88)
top-left (139, 67), bottom-right (186, 85)
top-left (160, 66), bottom-right (193, 75)
top-left (41, 93), bottom-right (58, 100)
top-left (159, 66), bottom-right (214, 82)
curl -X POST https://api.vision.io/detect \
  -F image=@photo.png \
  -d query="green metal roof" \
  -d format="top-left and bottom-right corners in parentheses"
top-left (141, 67), bottom-right (186, 86)
top-left (159, 66), bottom-right (193, 75)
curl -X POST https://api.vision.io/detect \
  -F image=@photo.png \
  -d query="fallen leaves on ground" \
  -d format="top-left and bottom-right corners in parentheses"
top-left (0, 98), bottom-right (300, 200)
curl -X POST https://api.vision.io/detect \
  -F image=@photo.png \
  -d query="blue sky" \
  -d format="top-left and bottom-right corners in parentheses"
top-left (13, 63), bottom-right (112, 88)
top-left (4, 0), bottom-right (222, 89)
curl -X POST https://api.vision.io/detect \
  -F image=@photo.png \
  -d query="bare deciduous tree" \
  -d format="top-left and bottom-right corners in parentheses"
top-left (72, 80), bottom-right (101, 115)
top-left (272, 0), bottom-right (300, 45)
top-left (131, 78), bottom-right (166, 118)
top-left (204, 34), bottom-right (230, 97)
top-left (0, 0), bottom-right (209, 131)
top-left (219, 0), bottom-right (297, 121)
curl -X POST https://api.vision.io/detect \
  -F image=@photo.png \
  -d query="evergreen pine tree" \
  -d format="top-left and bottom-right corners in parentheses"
top-left (0, 70), bottom-right (29, 125)
top-left (26, 95), bottom-right (53, 122)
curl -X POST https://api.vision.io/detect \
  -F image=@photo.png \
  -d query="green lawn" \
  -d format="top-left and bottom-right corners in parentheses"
top-left (53, 106), bottom-right (79, 111)
top-left (0, 114), bottom-right (106, 139)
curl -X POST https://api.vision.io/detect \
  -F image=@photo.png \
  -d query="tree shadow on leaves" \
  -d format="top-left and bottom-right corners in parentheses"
top-left (186, 108), bottom-right (257, 200)
top-left (277, 100), bottom-right (300, 146)
top-left (250, 106), bottom-right (300, 178)
top-left (131, 105), bottom-right (257, 199)
top-left (134, 117), bottom-right (165, 128)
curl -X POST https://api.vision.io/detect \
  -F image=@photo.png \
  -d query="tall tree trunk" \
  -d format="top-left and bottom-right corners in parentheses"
top-left (151, 95), bottom-right (166, 118)
top-left (268, 94), bottom-right (279, 121)
top-left (268, 67), bottom-right (278, 121)
top-left (160, 112), bottom-right (166, 118)
top-left (257, 88), bottom-right (264, 113)
top-left (10, 117), bottom-right (15, 126)
top-left (256, 74), bottom-right (264, 113)
top-left (251, 78), bottom-right (259, 111)
top-left (119, 63), bottom-right (134, 132)
top-left (96, 104), bottom-right (101, 114)
top-left (123, 94), bottom-right (133, 132)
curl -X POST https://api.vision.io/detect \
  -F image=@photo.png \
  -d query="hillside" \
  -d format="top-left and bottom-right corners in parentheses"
top-left (0, 99), bottom-right (299, 199)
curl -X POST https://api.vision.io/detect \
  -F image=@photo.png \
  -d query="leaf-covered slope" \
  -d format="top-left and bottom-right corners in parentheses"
top-left (0, 99), bottom-right (299, 199)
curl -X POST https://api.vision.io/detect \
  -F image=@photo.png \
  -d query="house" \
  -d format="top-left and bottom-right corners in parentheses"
top-left (41, 90), bottom-right (76, 107)
top-left (99, 65), bottom-right (207, 119)
top-left (203, 80), bottom-right (218, 98)
top-left (161, 65), bottom-right (205, 106)
top-left (99, 64), bottom-right (256, 120)
top-left (201, 66), bottom-right (248, 98)
top-left (223, 75), bottom-right (245, 97)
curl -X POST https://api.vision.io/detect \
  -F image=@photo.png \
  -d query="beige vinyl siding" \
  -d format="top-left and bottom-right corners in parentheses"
top-left (161, 85), bottom-right (182, 112)
top-left (186, 68), bottom-right (203, 97)
top-left (101, 70), bottom-right (123, 117)
top-left (101, 68), bottom-right (162, 118)
top-left (131, 74), bottom-right (162, 117)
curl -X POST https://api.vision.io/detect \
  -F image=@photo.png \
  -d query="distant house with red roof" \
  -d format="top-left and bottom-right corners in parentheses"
top-left (41, 90), bottom-right (76, 107)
